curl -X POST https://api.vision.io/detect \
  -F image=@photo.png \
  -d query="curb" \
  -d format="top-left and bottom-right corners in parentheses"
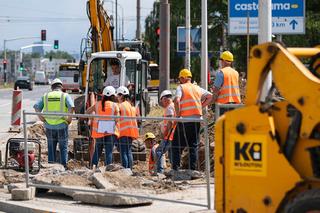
top-left (0, 199), bottom-right (56, 213)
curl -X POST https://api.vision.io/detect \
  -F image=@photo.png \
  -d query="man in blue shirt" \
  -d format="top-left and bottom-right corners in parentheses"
top-left (33, 78), bottom-right (74, 168)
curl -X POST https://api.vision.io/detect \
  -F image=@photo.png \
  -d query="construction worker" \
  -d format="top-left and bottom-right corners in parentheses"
top-left (104, 59), bottom-right (130, 88)
top-left (86, 86), bottom-right (119, 167)
top-left (33, 78), bottom-right (74, 168)
top-left (172, 69), bottom-right (213, 171)
top-left (144, 132), bottom-right (164, 174)
top-left (117, 86), bottom-right (139, 169)
top-left (211, 51), bottom-right (241, 115)
top-left (156, 90), bottom-right (175, 173)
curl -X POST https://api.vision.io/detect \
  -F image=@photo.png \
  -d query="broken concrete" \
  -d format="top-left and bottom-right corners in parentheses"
top-left (91, 173), bottom-right (114, 190)
top-left (7, 183), bottom-right (26, 193)
top-left (72, 190), bottom-right (153, 206)
top-left (166, 170), bottom-right (204, 181)
top-left (11, 187), bottom-right (35, 200)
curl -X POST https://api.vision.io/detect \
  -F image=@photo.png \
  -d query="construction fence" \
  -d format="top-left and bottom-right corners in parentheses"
top-left (18, 111), bottom-right (213, 209)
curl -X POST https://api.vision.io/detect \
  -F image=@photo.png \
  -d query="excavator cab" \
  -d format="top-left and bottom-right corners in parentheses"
top-left (84, 51), bottom-right (149, 116)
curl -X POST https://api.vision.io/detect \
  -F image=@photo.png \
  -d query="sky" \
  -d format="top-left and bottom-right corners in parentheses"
top-left (0, 0), bottom-right (155, 55)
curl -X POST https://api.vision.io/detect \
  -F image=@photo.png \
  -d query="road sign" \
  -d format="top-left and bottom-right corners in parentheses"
top-left (177, 26), bottom-right (201, 56)
top-left (228, 0), bottom-right (305, 35)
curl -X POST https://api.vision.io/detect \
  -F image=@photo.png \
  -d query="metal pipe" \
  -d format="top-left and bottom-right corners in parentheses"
top-left (185, 0), bottom-right (191, 70)
top-left (204, 119), bottom-right (212, 209)
top-left (23, 110), bottom-right (30, 187)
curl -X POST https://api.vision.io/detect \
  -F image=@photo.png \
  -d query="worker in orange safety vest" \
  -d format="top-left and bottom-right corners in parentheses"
top-left (172, 69), bottom-right (213, 171)
top-left (117, 86), bottom-right (139, 169)
top-left (211, 51), bottom-right (241, 116)
top-left (86, 86), bottom-right (119, 167)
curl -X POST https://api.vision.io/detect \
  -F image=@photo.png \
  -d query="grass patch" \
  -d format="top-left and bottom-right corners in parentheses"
top-left (0, 83), bottom-right (13, 89)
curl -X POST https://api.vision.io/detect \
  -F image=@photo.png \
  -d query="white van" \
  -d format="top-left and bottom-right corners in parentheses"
top-left (35, 71), bottom-right (48, 85)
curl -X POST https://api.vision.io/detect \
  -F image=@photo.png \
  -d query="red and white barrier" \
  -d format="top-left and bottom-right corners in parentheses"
top-left (11, 90), bottom-right (22, 127)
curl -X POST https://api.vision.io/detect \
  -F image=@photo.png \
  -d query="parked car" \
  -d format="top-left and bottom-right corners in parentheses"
top-left (35, 71), bottom-right (48, 85)
top-left (14, 76), bottom-right (33, 90)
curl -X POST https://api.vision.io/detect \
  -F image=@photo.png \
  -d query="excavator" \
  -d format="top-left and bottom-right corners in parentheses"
top-left (74, 0), bottom-right (149, 163)
top-left (78, 0), bottom-right (149, 118)
top-left (215, 42), bottom-right (320, 213)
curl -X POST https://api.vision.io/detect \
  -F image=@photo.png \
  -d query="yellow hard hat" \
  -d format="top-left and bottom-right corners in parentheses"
top-left (179, 68), bottom-right (192, 78)
top-left (145, 132), bottom-right (155, 140)
top-left (220, 51), bottom-right (234, 62)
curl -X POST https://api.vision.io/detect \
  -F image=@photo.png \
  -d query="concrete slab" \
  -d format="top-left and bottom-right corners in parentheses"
top-left (11, 187), bottom-right (35, 200)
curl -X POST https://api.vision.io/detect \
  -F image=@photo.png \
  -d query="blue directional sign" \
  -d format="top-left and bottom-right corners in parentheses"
top-left (228, 0), bottom-right (305, 35)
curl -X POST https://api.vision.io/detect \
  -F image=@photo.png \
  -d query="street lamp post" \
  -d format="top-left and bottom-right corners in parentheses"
top-left (105, 0), bottom-right (125, 42)
top-left (3, 36), bottom-right (39, 83)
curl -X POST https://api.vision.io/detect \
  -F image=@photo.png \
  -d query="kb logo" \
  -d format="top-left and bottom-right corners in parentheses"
top-left (235, 142), bottom-right (262, 161)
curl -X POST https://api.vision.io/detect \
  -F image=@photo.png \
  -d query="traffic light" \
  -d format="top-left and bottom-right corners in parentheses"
top-left (3, 59), bottom-right (7, 70)
top-left (41, 30), bottom-right (46, 41)
top-left (54, 40), bottom-right (59, 49)
top-left (155, 27), bottom-right (160, 49)
top-left (19, 62), bottom-right (24, 71)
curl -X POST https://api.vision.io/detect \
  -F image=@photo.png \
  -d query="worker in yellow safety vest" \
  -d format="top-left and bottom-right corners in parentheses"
top-left (33, 78), bottom-right (74, 168)
top-left (211, 51), bottom-right (241, 115)
top-left (117, 86), bottom-right (139, 169)
top-left (86, 86), bottom-right (119, 167)
top-left (172, 69), bottom-right (213, 171)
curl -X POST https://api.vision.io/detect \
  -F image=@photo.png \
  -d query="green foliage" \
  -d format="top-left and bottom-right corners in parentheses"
top-left (144, 0), bottom-right (320, 81)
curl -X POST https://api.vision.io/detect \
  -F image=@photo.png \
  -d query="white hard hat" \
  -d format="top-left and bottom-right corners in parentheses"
top-left (51, 78), bottom-right (62, 86)
top-left (103, 86), bottom-right (116, 97)
top-left (160, 90), bottom-right (172, 100)
top-left (116, 86), bottom-right (129, 95)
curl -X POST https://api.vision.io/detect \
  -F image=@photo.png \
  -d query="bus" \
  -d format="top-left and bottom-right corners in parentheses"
top-left (148, 63), bottom-right (159, 91)
top-left (58, 63), bottom-right (81, 93)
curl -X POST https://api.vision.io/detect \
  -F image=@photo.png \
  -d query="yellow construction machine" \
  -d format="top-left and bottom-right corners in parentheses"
top-left (215, 42), bottom-right (320, 213)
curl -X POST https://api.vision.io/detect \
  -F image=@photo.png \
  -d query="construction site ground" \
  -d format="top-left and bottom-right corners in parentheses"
top-left (0, 104), bottom-right (215, 213)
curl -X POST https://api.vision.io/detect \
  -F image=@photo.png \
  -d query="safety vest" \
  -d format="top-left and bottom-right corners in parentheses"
top-left (216, 67), bottom-right (241, 104)
top-left (119, 101), bottom-right (139, 139)
top-left (43, 90), bottom-right (68, 125)
top-left (180, 83), bottom-right (202, 117)
top-left (163, 102), bottom-right (176, 141)
top-left (91, 101), bottom-right (120, 139)
top-left (149, 143), bottom-right (159, 173)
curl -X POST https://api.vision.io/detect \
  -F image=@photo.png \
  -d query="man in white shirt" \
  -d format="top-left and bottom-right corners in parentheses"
top-left (104, 59), bottom-right (121, 88)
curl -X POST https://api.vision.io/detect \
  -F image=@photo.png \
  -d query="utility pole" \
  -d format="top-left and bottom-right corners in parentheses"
top-left (201, 0), bottom-right (208, 90)
top-left (159, 0), bottom-right (170, 93)
top-left (258, 0), bottom-right (272, 101)
top-left (115, 0), bottom-right (118, 48)
top-left (185, 0), bottom-right (191, 70)
top-left (136, 0), bottom-right (141, 40)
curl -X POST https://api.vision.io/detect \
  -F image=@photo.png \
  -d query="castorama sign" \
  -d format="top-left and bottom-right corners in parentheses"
top-left (228, 0), bottom-right (305, 35)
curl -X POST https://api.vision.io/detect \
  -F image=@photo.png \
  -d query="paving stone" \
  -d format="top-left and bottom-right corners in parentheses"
top-left (72, 190), bottom-right (153, 206)
top-left (11, 187), bottom-right (35, 200)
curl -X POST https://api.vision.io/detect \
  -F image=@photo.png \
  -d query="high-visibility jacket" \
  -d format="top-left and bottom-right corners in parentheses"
top-left (149, 143), bottom-right (159, 173)
top-left (216, 67), bottom-right (241, 104)
top-left (180, 83), bottom-right (202, 117)
top-left (91, 100), bottom-right (120, 139)
top-left (43, 90), bottom-right (68, 125)
top-left (119, 101), bottom-right (139, 139)
top-left (163, 102), bottom-right (176, 141)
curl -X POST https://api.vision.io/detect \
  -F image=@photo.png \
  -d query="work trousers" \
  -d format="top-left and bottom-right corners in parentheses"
top-left (171, 122), bottom-right (200, 170)
top-left (119, 136), bottom-right (133, 169)
top-left (156, 139), bottom-right (171, 173)
top-left (45, 126), bottom-right (68, 166)
top-left (92, 135), bottom-right (117, 166)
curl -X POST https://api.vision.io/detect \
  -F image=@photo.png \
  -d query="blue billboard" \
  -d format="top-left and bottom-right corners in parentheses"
top-left (228, 0), bottom-right (305, 34)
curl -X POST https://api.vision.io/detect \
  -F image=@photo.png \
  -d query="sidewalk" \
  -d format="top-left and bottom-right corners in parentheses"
top-left (0, 185), bottom-right (214, 213)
